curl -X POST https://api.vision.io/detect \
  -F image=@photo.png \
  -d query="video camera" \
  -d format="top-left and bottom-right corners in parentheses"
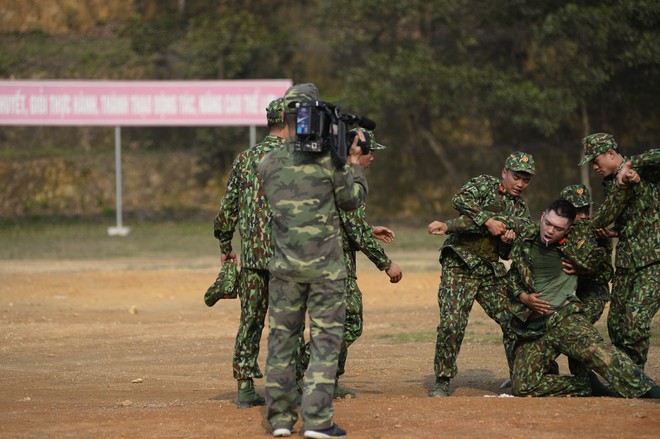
top-left (293, 100), bottom-right (376, 169)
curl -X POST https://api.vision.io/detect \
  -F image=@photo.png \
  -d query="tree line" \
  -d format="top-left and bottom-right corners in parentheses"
top-left (1, 0), bottom-right (658, 220)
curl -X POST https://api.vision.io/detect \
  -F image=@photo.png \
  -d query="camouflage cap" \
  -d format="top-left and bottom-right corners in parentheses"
top-left (266, 97), bottom-right (285, 124)
top-left (350, 128), bottom-right (387, 150)
top-left (203, 262), bottom-right (238, 307)
top-left (283, 83), bottom-right (319, 113)
top-left (578, 133), bottom-right (618, 166)
top-left (560, 184), bottom-right (593, 208)
top-left (504, 151), bottom-right (535, 175)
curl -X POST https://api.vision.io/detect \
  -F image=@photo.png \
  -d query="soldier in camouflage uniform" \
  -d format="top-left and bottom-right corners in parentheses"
top-left (559, 184), bottom-right (612, 325)
top-left (213, 97), bottom-right (288, 408)
top-left (507, 199), bottom-right (659, 398)
top-left (296, 128), bottom-right (404, 400)
top-left (427, 152), bottom-right (535, 397)
top-left (579, 134), bottom-right (659, 369)
top-left (258, 83), bottom-right (367, 438)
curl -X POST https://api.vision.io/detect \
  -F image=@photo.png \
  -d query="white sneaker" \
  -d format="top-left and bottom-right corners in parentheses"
top-left (273, 428), bottom-right (292, 437)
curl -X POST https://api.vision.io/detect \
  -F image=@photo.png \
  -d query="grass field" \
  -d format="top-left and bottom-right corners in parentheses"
top-left (0, 218), bottom-right (442, 260)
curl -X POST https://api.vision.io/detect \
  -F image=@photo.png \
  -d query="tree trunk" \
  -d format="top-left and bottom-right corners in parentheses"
top-left (580, 99), bottom-right (591, 190)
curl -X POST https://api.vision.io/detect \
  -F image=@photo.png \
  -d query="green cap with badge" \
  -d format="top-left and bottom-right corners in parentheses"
top-left (578, 133), bottom-right (618, 166)
top-left (560, 184), bottom-right (593, 208)
top-left (504, 151), bottom-right (535, 175)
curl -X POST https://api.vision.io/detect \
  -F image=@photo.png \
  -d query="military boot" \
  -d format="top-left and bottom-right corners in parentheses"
top-left (237, 378), bottom-right (266, 408)
top-left (641, 385), bottom-right (660, 399)
top-left (428, 377), bottom-right (450, 397)
top-left (333, 379), bottom-right (356, 399)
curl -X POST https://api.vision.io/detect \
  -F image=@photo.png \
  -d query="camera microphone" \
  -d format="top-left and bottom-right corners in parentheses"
top-left (341, 113), bottom-right (376, 130)
top-left (356, 116), bottom-right (376, 130)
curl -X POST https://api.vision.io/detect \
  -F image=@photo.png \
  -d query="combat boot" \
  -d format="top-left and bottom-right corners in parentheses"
top-left (641, 385), bottom-right (660, 399)
top-left (333, 379), bottom-right (356, 399)
top-left (237, 378), bottom-right (266, 408)
top-left (428, 377), bottom-right (450, 397)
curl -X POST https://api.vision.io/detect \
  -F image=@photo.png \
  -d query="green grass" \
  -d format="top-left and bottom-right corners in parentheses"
top-left (0, 218), bottom-right (219, 260)
top-left (0, 218), bottom-right (437, 261)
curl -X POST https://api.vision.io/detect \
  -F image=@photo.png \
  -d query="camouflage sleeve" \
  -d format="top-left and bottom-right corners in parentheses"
top-left (451, 175), bottom-right (498, 226)
top-left (590, 182), bottom-right (630, 230)
top-left (445, 214), bottom-right (532, 236)
top-left (213, 155), bottom-right (241, 254)
top-left (333, 163), bottom-right (368, 212)
top-left (630, 148), bottom-right (660, 168)
top-left (445, 215), bottom-right (486, 234)
top-left (341, 206), bottom-right (391, 271)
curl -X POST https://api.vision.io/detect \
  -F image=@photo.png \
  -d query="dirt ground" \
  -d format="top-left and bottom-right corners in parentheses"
top-left (1, 255), bottom-right (658, 438)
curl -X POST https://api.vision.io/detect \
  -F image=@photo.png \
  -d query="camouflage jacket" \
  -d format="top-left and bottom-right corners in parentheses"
top-left (442, 174), bottom-right (530, 276)
top-left (340, 204), bottom-right (391, 278)
top-left (213, 135), bottom-right (284, 270)
top-left (507, 221), bottom-right (611, 322)
top-left (257, 141), bottom-right (368, 283)
top-left (592, 149), bottom-right (659, 270)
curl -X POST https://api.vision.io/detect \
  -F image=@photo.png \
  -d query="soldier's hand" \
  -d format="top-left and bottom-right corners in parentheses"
top-left (221, 251), bottom-right (238, 264)
top-left (595, 227), bottom-right (618, 239)
top-left (616, 161), bottom-right (640, 188)
top-left (373, 226), bottom-right (395, 243)
top-left (519, 292), bottom-right (552, 315)
top-left (347, 130), bottom-right (365, 165)
top-left (485, 218), bottom-right (507, 236)
top-left (428, 221), bottom-right (448, 235)
top-left (562, 258), bottom-right (577, 275)
top-left (386, 262), bottom-right (403, 283)
top-left (500, 229), bottom-right (516, 244)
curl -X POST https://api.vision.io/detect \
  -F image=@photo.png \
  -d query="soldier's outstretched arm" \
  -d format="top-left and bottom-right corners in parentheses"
top-left (214, 154), bottom-right (243, 254)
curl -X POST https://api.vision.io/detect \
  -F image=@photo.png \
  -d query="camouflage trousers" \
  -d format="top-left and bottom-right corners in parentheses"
top-left (608, 263), bottom-right (660, 369)
top-left (568, 281), bottom-right (609, 375)
top-left (433, 251), bottom-right (516, 380)
top-left (512, 304), bottom-right (655, 397)
top-left (233, 268), bottom-right (268, 380)
top-left (294, 251), bottom-right (362, 380)
top-left (265, 276), bottom-right (345, 432)
top-left (338, 273), bottom-right (362, 377)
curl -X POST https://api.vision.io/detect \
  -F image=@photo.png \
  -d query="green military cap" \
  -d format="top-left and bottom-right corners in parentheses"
top-left (203, 262), bottom-right (239, 307)
top-left (283, 83), bottom-right (319, 113)
top-left (504, 151), bottom-right (535, 175)
top-left (266, 97), bottom-right (285, 124)
top-left (350, 128), bottom-right (387, 150)
top-left (578, 133), bottom-right (618, 166)
top-left (560, 184), bottom-right (593, 208)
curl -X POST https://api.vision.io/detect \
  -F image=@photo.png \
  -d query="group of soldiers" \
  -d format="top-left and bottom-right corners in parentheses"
top-left (212, 83), bottom-right (659, 437)
top-left (427, 137), bottom-right (659, 399)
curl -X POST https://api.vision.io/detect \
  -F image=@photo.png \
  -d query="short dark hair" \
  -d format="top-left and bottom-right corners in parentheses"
top-left (545, 199), bottom-right (576, 224)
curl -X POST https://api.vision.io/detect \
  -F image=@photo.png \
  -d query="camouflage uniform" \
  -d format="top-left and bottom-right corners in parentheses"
top-left (214, 134), bottom-right (284, 381)
top-left (213, 98), bottom-right (287, 407)
top-left (559, 184), bottom-right (612, 325)
top-left (581, 135), bottom-right (659, 368)
top-left (258, 83), bottom-right (368, 433)
top-left (295, 129), bottom-right (390, 392)
top-left (508, 223), bottom-right (656, 397)
top-left (432, 152), bottom-right (534, 391)
top-left (337, 203), bottom-right (391, 379)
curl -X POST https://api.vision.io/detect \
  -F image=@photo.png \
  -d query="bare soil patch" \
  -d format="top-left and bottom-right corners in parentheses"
top-left (1, 258), bottom-right (658, 438)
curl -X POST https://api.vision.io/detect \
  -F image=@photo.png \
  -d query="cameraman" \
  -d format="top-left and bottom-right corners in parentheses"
top-left (258, 83), bottom-right (367, 439)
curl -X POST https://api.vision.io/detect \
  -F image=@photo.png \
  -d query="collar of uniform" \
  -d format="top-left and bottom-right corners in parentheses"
top-left (498, 184), bottom-right (519, 200)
